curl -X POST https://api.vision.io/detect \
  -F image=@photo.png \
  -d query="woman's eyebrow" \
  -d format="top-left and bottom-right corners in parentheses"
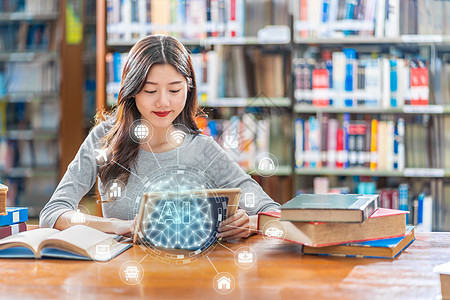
top-left (145, 81), bottom-right (183, 85)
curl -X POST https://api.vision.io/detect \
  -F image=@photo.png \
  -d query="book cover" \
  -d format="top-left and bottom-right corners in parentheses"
top-left (303, 226), bottom-right (415, 259)
top-left (0, 222), bottom-right (27, 239)
top-left (280, 194), bottom-right (378, 223)
top-left (258, 208), bottom-right (407, 247)
top-left (0, 207), bottom-right (28, 226)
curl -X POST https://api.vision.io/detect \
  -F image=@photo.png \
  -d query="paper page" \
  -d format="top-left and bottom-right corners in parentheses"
top-left (0, 228), bottom-right (59, 255)
top-left (39, 225), bottom-right (116, 257)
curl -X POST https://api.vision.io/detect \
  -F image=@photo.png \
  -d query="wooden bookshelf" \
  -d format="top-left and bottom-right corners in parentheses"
top-left (294, 105), bottom-right (450, 114)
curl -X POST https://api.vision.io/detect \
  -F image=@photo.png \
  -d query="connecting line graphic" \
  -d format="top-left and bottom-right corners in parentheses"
top-left (217, 241), bottom-right (236, 253)
top-left (204, 151), bottom-right (222, 171)
top-left (111, 159), bottom-right (142, 180)
top-left (146, 141), bottom-right (162, 169)
top-left (222, 224), bottom-right (263, 234)
top-left (218, 170), bottom-right (256, 188)
top-left (139, 254), bottom-right (149, 264)
top-left (206, 256), bottom-right (219, 275)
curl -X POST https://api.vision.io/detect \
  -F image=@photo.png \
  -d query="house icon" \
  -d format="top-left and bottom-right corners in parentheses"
top-left (217, 276), bottom-right (231, 290)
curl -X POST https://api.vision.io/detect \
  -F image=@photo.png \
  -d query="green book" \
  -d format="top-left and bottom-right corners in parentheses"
top-left (280, 194), bottom-right (378, 223)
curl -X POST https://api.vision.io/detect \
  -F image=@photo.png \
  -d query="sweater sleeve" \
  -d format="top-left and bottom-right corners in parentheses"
top-left (200, 135), bottom-right (281, 215)
top-left (39, 122), bottom-right (111, 228)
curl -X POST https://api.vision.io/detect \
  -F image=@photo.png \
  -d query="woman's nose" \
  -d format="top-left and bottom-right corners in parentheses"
top-left (156, 91), bottom-right (171, 107)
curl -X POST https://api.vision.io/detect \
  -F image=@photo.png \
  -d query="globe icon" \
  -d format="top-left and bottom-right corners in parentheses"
top-left (134, 124), bottom-right (149, 139)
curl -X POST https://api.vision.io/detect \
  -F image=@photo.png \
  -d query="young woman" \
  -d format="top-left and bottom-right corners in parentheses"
top-left (39, 34), bottom-right (280, 242)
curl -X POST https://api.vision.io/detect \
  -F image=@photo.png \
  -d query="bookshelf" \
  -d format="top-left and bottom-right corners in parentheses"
top-left (291, 0), bottom-right (450, 231)
top-left (96, 0), bottom-right (294, 204)
top-left (0, 1), bottom-right (85, 216)
top-left (94, 0), bottom-right (450, 230)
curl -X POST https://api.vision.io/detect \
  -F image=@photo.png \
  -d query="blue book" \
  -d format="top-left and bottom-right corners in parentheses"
top-left (0, 225), bottom-right (132, 261)
top-left (0, 207), bottom-right (28, 226)
top-left (390, 59), bottom-right (398, 107)
top-left (343, 113), bottom-right (350, 169)
top-left (343, 48), bottom-right (356, 107)
top-left (303, 226), bottom-right (415, 258)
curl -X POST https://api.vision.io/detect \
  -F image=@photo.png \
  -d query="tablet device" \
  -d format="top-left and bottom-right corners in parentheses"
top-left (133, 188), bottom-right (241, 250)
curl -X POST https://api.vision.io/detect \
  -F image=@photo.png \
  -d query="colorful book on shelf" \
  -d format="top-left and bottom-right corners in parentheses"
top-left (0, 222), bottom-right (27, 239)
top-left (280, 194), bottom-right (378, 223)
top-left (258, 208), bottom-right (407, 247)
top-left (303, 226), bottom-right (415, 259)
top-left (0, 225), bottom-right (132, 261)
top-left (0, 207), bottom-right (28, 226)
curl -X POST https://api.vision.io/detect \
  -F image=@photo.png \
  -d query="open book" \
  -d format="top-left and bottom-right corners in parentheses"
top-left (0, 225), bottom-right (132, 261)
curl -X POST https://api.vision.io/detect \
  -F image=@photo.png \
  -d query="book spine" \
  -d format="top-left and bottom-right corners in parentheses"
top-left (343, 112), bottom-right (350, 168)
top-left (336, 127), bottom-right (344, 168)
top-left (390, 59), bottom-right (398, 107)
top-left (0, 222), bottom-right (27, 239)
top-left (295, 118), bottom-right (305, 168)
top-left (327, 118), bottom-right (338, 168)
top-left (369, 118), bottom-right (378, 170)
top-left (399, 183), bottom-right (409, 223)
top-left (312, 68), bottom-right (330, 107)
top-left (343, 48), bottom-right (356, 107)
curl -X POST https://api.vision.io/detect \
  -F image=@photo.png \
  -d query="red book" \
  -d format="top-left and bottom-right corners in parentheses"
top-left (312, 68), bottom-right (330, 106)
top-left (0, 222), bottom-right (27, 239)
top-left (336, 128), bottom-right (344, 168)
top-left (258, 208), bottom-right (408, 247)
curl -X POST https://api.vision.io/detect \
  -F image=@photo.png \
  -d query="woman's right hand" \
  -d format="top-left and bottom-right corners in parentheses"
top-left (111, 216), bottom-right (137, 237)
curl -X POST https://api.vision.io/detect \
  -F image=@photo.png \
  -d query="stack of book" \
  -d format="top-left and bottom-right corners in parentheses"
top-left (0, 207), bottom-right (28, 240)
top-left (258, 194), bottom-right (415, 258)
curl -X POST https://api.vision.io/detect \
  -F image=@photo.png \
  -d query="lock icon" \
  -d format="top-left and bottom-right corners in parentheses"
top-left (258, 157), bottom-right (275, 171)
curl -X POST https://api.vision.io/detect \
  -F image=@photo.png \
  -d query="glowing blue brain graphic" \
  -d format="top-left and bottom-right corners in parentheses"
top-left (144, 196), bottom-right (219, 250)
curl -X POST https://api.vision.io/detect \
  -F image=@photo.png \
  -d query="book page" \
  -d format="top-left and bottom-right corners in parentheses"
top-left (0, 228), bottom-right (59, 255)
top-left (39, 225), bottom-right (117, 259)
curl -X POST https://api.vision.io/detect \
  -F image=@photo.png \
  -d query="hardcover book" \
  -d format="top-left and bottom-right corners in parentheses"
top-left (0, 207), bottom-right (28, 226)
top-left (0, 225), bottom-right (132, 261)
top-left (280, 194), bottom-right (378, 223)
top-left (258, 208), bottom-right (407, 247)
top-left (303, 226), bottom-right (415, 258)
top-left (0, 222), bottom-right (27, 239)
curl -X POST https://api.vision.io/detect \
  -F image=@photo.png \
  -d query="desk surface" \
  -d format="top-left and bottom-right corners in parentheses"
top-left (0, 232), bottom-right (448, 299)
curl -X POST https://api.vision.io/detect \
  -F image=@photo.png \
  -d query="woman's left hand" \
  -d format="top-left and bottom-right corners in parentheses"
top-left (217, 209), bottom-right (258, 241)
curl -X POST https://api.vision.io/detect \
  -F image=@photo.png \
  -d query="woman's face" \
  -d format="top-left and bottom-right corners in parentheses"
top-left (135, 63), bottom-right (188, 131)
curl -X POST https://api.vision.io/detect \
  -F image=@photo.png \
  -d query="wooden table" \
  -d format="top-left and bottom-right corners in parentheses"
top-left (0, 232), bottom-right (448, 299)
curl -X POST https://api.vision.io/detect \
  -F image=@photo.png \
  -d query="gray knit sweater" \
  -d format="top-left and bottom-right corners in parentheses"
top-left (39, 121), bottom-right (280, 228)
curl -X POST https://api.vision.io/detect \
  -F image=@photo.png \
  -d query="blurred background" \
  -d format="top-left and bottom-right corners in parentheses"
top-left (0, 0), bottom-right (449, 231)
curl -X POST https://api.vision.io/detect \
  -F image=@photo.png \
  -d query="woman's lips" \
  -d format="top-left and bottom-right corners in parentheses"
top-left (153, 111), bottom-right (171, 117)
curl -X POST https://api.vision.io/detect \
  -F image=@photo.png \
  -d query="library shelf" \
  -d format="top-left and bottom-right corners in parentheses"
top-left (6, 130), bottom-right (58, 140)
top-left (249, 165), bottom-right (292, 177)
top-left (1, 167), bottom-right (58, 179)
top-left (293, 35), bottom-right (450, 45)
top-left (295, 168), bottom-right (450, 178)
top-left (294, 105), bottom-right (450, 115)
top-left (0, 92), bottom-right (59, 103)
top-left (0, 12), bottom-right (58, 22)
top-left (201, 97), bottom-right (291, 108)
top-left (0, 52), bottom-right (58, 62)
top-left (107, 36), bottom-right (290, 48)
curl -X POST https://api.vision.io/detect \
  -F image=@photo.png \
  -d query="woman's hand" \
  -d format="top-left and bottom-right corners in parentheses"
top-left (217, 209), bottom-right (258, 241)
top-left (111, 215), bottom-right (137, 237)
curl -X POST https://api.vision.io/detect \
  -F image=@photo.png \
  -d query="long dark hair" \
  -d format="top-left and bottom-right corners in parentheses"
top-left (96, 34), bottom-right (201, 186)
